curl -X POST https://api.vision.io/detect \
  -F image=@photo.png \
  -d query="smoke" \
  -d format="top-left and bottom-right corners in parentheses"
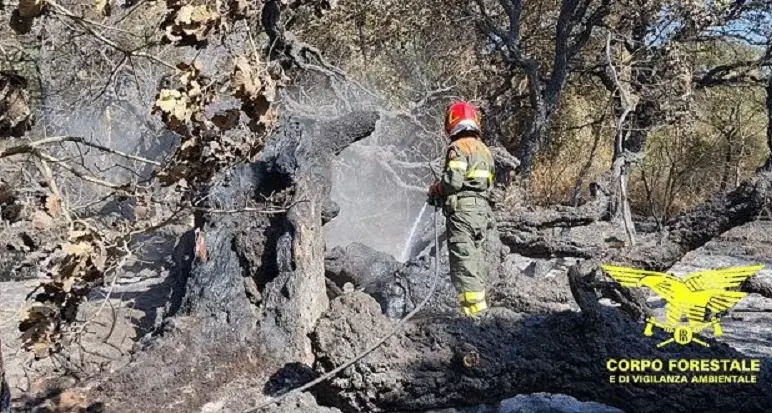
top-left (279, 67), bottom-right (446, 261)
top-left (324, 115), bottom-right (440, 261)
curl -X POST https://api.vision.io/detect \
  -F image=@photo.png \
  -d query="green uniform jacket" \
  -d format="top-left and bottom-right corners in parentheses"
top-left (440, 136), bottom-right (495, 199)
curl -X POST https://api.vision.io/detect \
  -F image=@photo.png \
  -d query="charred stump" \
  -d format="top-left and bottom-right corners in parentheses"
top-left (174, 111), bottom-right (380, 364)
top-left (91, 111), bottom-right (379, 411)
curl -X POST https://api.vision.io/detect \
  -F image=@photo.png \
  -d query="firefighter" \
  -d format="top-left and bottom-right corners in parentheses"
top-left (428, 101), bottom-right (495, 316)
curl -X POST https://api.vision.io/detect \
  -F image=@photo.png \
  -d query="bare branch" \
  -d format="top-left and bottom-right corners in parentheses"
top-left (46, 0), bottom-right (176, 70)
top-left (35, 150), bottom-right (126, 189)
top-left (1, 135), bottom-right (160, 166)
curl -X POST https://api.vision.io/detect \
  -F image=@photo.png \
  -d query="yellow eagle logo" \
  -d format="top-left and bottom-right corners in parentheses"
top-left (601, 264), bottom-right (764, 347)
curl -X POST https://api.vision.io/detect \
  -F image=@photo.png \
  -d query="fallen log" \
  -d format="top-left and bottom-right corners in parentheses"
top-left (496, 193), bottom-right (610, 232)
top-left (579, 171), bottom-right (772, 320)
top-left (494, 176), bottom-right (620, 259)
top-left (495, 171), bottom-right (772, 319)
top-left (311, 292), bottom-right (772, 413)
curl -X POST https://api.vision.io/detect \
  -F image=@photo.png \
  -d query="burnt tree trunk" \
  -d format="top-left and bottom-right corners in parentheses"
top-left (255, 111), bottom-right (380, 364)
top-left (176, 111), bottom-right (379, 364)
top-left (91, 112), bottom-right (379, 411)
top-left (474, 0), bottom-right (611, 182)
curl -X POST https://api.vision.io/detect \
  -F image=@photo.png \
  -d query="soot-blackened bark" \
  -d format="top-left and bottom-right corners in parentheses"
top-left (255, 111), bottom-right (380, 364)
top-left (311, 292), bottom-right (772, 413)
top-left (178, 111), bottom-right (379, 364)
top-left (91, 112), bottom-right (379, 411)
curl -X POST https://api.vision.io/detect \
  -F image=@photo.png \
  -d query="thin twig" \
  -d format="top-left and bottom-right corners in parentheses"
top-left (35, 150), bottom-right (126, 189)
top-left (46, 0), bottom-right (176, 70)
top-left (37, 157), bottom-right (74, 224)
top-left (1, 135), bottom-right (159, 166)
top-left (77, 245), bottom-right (131, 336)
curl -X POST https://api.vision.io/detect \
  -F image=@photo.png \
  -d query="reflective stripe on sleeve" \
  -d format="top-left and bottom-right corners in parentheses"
top-left (448, 160), bottom-right (468, 171)
top-left (466, 169), bottom-right (493, 179)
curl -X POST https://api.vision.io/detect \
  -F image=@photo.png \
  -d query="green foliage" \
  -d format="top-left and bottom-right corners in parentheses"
top-left (630, 82), bottom-right (767, 219)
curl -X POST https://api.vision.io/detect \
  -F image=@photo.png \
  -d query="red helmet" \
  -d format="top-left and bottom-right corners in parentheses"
top-left (444, 101), bottom-right (481, 138)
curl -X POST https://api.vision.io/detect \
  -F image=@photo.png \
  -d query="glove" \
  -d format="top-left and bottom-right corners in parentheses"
top-left (428, 181), bottom-right (442, 198)
top-left (427, 182), bottom-right (442, 207)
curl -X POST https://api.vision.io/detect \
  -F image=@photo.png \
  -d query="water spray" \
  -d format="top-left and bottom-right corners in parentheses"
top-left (401, 162), bottom-right (442, 262)
top-left (400, 203), bottom-right (429, 262)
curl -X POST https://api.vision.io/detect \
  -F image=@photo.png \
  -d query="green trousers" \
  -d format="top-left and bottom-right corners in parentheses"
top-left (445, 196), bottom-right (492, 297)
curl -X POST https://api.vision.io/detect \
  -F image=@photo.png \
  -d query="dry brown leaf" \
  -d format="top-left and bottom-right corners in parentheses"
top-left (262, 76), bottom-right (277, 102)
top-left (95, 0), bottom-right (111, 16)
top-left (62, 242), bottom-right (93, 256)
top-left (154, 89), bottom-right (192, 123)
top-left (92, 250), bottom-right (107, 272)
top-left (188, 5), bottom-right (216, 23)
top-left (164, 25), bottom-right (182, 42)
top-left (178, 61), bottom-right (202, 85)
top-left (19, 227), bottom-right (107, 358)
top-left (31, 210), bottom-right (54, 230)
top-left (33, 341), bottom-right (49, 358)
top-left (180, 136), bottom-right (199, 152)
top-left (175, 4), bottom-right (195, 23)
top-left (45, 194), bottom-right (62, 217)
top-left (187, 81), bottom-right (202, 98)
top-left (163, 4), bottom-right (222, 45)
top-left (232, 56), bottom-right (259, 100)
top-left (62, 277), bottom-right (75, 293)
top-left (26, 303), bottom-right (57, 318)
top-left (45, 389), bottom-right (89, 412)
